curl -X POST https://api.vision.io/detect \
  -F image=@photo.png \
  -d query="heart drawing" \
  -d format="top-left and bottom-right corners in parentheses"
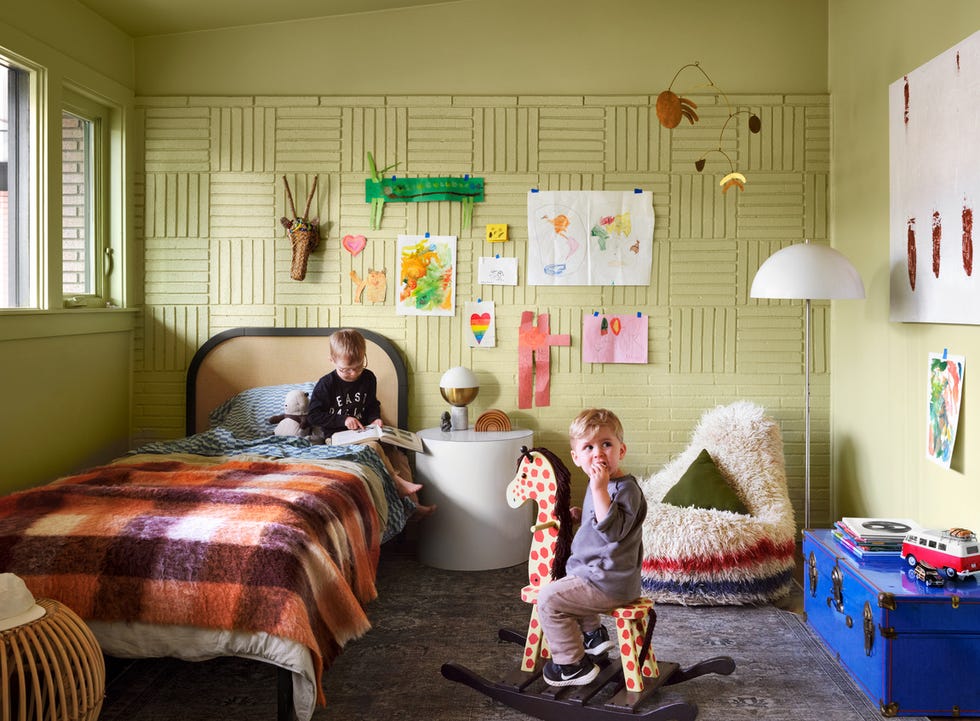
top-left (342, 234), bottom-right (367, 256)
top-left (470, 312), bottom-right (491, 344)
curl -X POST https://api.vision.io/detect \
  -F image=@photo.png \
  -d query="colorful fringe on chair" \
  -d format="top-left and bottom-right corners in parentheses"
top-left (639, 401), bottom-right (797, 606)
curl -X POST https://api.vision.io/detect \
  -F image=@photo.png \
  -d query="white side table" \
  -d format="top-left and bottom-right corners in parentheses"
top-left (416, 427), bottom-right (534, 571)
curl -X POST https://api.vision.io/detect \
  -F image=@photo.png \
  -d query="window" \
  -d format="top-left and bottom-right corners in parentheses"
top-left (1, 57), bottom-right (35, 308)
top-left (62, 90), bottom-right (109, 306)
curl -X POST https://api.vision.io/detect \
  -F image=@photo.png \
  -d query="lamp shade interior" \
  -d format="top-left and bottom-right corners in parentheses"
top-left (750, 242), bottom-right (866, 300)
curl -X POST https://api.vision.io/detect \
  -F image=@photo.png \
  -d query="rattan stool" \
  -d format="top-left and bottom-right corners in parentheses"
top-left (1, 598), bottom-right (105, 721)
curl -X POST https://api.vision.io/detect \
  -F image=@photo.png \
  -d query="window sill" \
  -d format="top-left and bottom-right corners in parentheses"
top-left (0, 307), bottom-right (139, 341)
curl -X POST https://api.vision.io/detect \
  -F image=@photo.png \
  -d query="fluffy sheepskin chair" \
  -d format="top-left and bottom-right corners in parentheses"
top-left (639, 401), bottom-right (797, 605)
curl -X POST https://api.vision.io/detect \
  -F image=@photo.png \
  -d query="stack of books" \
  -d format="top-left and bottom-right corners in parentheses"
top-left (832, 517), bottom-right (922, 559)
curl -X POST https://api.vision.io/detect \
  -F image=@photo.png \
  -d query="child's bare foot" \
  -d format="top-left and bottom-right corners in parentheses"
top-left (412, 502), bottom-right (436, 518)
top-left (394, 475), bottom-right (423, 497)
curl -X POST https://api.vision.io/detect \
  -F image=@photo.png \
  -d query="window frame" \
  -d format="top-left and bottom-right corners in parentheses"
top-left (1, 53), bottom-right (41, 310)
top-left (60, 88), bottom-right (110, 307)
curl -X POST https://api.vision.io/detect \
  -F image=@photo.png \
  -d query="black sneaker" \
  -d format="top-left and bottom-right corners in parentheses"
top-left (583, 625), bottom-right (614, 656)
top-left (542, 656), bottom-right (599, 687)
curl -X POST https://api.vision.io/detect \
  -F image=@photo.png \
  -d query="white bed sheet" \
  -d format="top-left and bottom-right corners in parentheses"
top-left (90, 620), bottom-right (318, 721)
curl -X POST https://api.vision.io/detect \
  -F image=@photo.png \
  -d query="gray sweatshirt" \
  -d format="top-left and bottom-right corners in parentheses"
top-left (566, 473), bottom-right (647, 601)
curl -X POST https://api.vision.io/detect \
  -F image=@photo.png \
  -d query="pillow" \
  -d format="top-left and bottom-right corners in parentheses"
top-left (208, 382), bottom-right (315, 439)
top-left (662, 449), bottom-right (749, 515)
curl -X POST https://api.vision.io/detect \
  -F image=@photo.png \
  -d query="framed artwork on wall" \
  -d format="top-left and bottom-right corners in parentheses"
top-left (889, 29), bottom-right (980, 324)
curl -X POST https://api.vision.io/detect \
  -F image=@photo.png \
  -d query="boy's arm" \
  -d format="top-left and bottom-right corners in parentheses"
top-left (361, 371), bottom-right (383, 425)
top-left (592, 478), bottom-right (644, 542)
top-left (589, 473), bottom-right (612, 522)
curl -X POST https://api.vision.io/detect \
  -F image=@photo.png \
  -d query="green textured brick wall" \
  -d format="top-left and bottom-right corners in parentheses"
top-left (133, 92), bottom-right (831, 527)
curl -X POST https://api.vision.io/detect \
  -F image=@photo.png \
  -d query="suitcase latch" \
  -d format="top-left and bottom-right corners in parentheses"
top-left (831, 563), bottom-right (844, 612)
top-left (863, 601), bottom-right (874, 655)
top-left (808, 551), bottom-right (818, 597)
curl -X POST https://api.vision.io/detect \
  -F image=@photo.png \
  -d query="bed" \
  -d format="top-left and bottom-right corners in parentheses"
top-left (0, 327), bottom-right (413, 721)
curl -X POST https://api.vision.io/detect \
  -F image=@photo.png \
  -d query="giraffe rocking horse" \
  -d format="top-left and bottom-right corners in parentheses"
top-left (442, 446), bottom-right (735, 721)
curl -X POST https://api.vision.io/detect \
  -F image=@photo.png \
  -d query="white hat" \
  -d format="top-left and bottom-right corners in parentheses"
top-left (0, 573), bottom-right (46, 632)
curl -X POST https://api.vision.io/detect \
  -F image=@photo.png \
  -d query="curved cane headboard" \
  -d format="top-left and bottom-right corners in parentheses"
top-left (185, 327), bottom-right (408, 436)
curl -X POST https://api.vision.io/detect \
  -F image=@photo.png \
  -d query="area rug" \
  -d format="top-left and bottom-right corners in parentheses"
top-left (99, 541), bottom-right (929, 721)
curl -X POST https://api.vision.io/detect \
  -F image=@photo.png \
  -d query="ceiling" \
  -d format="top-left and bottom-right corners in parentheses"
top-left (74, 0), bottom-right (463, 37)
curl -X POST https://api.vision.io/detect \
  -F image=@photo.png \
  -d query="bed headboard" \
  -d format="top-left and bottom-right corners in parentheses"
top-left (185, 327), bottom-right (408, 436)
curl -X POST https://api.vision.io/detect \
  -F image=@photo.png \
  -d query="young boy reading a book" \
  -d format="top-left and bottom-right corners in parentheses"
top-left (308, 328), bottom-right (434, 516)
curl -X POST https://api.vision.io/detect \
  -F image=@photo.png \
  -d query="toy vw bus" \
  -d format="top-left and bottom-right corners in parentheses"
top-left (901, 527), bottom-right (980, 580)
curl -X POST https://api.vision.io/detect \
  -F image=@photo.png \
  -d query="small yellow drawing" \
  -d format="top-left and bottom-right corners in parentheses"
top-left (486, 224), bottom-right (508, 242)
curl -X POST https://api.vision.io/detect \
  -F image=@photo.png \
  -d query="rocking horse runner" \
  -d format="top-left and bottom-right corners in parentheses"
top-left (441, 445), bottom-right (736, 721)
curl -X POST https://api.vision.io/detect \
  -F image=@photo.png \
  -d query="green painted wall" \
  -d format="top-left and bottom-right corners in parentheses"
top-left (130, 0), bottom-right (834, 524)
top-left (829, 1), bottom-right (980, 531)
top-left (0, 6), bottom-right (136, 494)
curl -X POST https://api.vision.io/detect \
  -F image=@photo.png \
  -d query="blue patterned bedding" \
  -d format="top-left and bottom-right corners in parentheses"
top-left (133, 427), bottom-right (412, 543)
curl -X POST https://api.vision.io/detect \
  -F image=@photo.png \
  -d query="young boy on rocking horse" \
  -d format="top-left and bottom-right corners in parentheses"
top-left (538, 408), bottom-right (647, 687)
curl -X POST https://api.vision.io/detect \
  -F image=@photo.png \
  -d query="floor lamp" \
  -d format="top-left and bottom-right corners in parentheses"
top-left (750, 240), bottom-right (865, 529)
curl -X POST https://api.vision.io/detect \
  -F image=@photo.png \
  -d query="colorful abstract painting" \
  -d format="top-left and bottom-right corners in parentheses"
top-left (465, 300), bottom-right (495, 348)
top-left (582, 313), bottom-right (648, 364)
top-left (927, 351), bottom-right (965, 468)
top-left (890, 29), bottom-right (980, 324)
top-left (526, 190), bottom-right (654, 286)
top-left (396, 235), bottom-right (456, 316)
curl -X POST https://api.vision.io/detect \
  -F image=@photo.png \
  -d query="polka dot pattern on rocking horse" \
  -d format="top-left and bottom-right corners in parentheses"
top-left (440, 445), bottom-right (737, 720)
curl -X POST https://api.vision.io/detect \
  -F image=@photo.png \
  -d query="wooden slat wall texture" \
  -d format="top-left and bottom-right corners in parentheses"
top-left (133, 92), bottom-right (832, 527)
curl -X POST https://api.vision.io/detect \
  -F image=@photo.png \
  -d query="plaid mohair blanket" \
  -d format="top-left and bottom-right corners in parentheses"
top-left (0, 457), bottom-right (382, 706)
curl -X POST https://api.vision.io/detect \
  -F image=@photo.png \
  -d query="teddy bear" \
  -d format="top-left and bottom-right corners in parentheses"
top-left (268, 389), bottom-right (314, 438)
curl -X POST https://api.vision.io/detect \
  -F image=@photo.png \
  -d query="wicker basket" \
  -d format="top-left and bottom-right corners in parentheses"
top-left (1, 598), bottom-right (105, 721)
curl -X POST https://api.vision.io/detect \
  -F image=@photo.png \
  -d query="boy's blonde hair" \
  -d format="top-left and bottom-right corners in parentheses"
top-left (329, 328), bottom-right (367, 363)
top-left (569, 408), bottom-right (624, 444)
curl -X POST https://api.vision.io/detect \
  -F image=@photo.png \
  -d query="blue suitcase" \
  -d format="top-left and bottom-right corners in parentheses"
top-left (803, 528), bottom-right (980, 717)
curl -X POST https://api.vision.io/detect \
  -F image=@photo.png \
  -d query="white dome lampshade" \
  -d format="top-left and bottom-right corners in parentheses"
top-left (750, 241), bottom-right (865, 300)
top-left (439, 366), bottom-right (479, 430)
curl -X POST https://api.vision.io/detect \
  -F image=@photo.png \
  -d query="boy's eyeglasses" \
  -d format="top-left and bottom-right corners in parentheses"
top-left (335, 361), bottom-right (366, 375)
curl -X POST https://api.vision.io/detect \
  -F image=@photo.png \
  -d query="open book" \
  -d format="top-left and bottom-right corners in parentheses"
top-left (330, 425), bottom-right (423, 452)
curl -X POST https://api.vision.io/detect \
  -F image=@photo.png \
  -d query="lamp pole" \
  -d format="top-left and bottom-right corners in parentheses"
top-left (804, 296), bottom-right (812, 530)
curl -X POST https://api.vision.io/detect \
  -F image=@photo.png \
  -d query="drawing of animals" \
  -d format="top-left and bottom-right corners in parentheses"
top-left (350, 268), bottom-right (387, 304)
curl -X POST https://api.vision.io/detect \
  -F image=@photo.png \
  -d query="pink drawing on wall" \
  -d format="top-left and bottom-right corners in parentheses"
top-left (889, 29), bottom-right (980, 324)
top-left (582, 313), bottom-right (648, 364)
top-left (517, 311), bottom-right (570, 409)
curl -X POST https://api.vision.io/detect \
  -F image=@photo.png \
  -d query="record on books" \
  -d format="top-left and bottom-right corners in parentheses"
top-left (839, 517), bottom-right (921, 542)
top-left (861, 520), bottom-right (911, 534)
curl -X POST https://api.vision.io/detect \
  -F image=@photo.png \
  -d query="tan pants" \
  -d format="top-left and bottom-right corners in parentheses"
top-left (537, 574), bottom-right (620, 664)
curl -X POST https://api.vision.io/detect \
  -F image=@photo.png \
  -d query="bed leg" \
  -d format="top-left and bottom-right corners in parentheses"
top-left (276, 666), bottom-right (296, 721)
